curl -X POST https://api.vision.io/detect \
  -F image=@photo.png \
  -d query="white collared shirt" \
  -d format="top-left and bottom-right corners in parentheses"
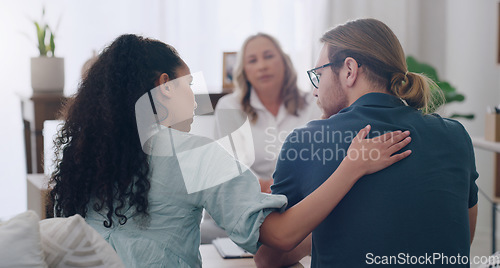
top-left (214, 90), bottom-right (321, 179)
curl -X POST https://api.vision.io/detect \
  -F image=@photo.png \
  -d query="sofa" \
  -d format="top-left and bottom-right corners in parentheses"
top-left (0, 210), bottom-right (124, 268)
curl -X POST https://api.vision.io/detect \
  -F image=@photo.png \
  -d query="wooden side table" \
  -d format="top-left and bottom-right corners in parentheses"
top-left (22, 93), bottom-right (224, 173)
top-left (22, 92), bottom-right (67, 174)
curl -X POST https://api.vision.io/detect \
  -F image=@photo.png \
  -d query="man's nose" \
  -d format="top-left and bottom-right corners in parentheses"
top-left (312, 87), bottom-right (318, 97)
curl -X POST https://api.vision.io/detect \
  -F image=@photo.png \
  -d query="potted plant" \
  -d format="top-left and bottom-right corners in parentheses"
top-left (30, 7), bottom-right (64, 93)
top-left (406, 56), bottom-right (474, 120)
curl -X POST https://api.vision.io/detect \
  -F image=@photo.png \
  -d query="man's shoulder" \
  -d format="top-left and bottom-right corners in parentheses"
top-left (424, 113), bottom-right (470, 136)
top-left (286, 119), bottom-right (330, 140)
top-left (299, 112), bottom-right (364, 134)
top-left (282, 117), bottom-right (354, 149)
top-left (440, 115), bottom-right (467, 129)
top-left (295, 114), bottom-right (349, 131)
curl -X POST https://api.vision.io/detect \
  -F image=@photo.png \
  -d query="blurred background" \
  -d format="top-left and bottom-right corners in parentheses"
top-left (0, 0), bottom-right (498, 265)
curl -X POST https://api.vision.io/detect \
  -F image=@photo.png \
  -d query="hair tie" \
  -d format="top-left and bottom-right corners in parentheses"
top-left (404, 71), bottom-right (408, 77)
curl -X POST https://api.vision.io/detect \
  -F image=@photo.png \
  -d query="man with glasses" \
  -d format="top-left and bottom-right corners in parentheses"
top-left (255, 18), bottom-right (478, 268)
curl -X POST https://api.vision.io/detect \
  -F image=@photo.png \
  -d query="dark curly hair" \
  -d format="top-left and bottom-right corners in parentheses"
top-left (50, 34), bottom-right (185, 228)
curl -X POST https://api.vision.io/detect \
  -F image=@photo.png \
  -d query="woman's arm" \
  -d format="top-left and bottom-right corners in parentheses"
top-left (259, 125), bottom-right (411, 251)
top-left (255, 234), bottom-right (312, 268)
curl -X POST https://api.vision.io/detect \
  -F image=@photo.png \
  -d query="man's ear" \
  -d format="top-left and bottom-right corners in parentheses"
top-left (344, 57), bottom-right (359, 87)
top-left (156, 73), bottom-right (172, 98)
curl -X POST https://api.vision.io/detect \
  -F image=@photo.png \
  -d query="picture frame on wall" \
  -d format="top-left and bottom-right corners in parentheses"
top-left (222, 52), bottom-right (237, 92)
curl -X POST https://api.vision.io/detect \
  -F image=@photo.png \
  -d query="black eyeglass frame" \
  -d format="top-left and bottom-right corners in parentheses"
top-left (307, 63), bottom-right (333, 89)
top-left (307, 60), bottom-right (362, 89)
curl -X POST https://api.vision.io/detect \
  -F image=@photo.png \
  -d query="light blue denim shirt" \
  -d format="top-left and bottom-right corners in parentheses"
top-left (85, 129), bottom-right (287, 267)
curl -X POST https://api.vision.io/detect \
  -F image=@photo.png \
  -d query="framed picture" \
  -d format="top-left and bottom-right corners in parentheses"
top-left (222, 52), bottom-right (237, 92)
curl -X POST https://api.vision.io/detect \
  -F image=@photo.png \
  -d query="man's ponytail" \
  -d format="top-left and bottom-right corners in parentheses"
top-left (390, 71), bottom-right (440, 114)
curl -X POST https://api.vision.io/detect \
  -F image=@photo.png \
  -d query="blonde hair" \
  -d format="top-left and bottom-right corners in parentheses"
top-left (233, 33), bottom-right (305, 123)
top-left (320, 18), bottom-right (443, 113)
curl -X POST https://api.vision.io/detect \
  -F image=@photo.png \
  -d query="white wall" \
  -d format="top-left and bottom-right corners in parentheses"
top-left (0, 0), bottom-right (322, 219)
top-left (444, 0), bottom-right (500, 257)
top-left (323, 0), bottom-right (421, 56)
top-left (321, 0), bottom-right (500, 258)
top-left (0, 0), bottom-right (167, 220)
top-left (1, 2), bottom-right (499, 255)
top-left (0, 0), bottom-right (167, 98)
top-left (0, 92), bottom-right (26, 221)
top-left (416, 0), bottom-right (448, 74)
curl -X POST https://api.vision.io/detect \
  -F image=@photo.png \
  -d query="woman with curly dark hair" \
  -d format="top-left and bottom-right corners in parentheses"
top-left (50, 34), bottom-right (411, 267)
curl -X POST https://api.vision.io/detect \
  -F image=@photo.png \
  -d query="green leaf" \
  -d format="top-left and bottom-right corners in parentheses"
top-left (49, 32), bottom-right (55, 56)
top-left (34, 21), bottom-right (47, 56)
top-left (406, 56), bottom-right (473, 119)
top-left (406, 56), bottom-right (439, 81)
top-left (436, 81), bottom-right (454, 92)
top-left (445, 92), bottom-right (465, 103)
top-left (449, 113), bottom-right (475, 120)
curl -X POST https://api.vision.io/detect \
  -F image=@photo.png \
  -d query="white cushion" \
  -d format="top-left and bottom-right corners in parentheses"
top-left (39, 214), bottom-right (124, 268)
top-left (0, 210), bottom-right (47, 267)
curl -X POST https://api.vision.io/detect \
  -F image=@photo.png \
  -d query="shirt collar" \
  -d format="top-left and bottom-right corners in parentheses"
top-left (348, 92), bottom-right (406, 109)
top-left (249, 89), bottom-right (267, 110)
top-left (249, 88), bottom-right (288, 122)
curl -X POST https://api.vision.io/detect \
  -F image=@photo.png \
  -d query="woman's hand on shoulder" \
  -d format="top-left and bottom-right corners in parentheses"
top-left (342, 125), bottom-right (412, 176)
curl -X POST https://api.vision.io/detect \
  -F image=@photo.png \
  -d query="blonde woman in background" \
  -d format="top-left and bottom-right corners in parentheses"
top-left (215, 33), bottom-right (321, 193)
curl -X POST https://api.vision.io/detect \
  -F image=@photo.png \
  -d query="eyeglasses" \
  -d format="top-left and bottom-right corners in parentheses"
top-left (307, 60), bottom-right (362, 89)
top-left (307, 63), bottom-right (334, 89)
